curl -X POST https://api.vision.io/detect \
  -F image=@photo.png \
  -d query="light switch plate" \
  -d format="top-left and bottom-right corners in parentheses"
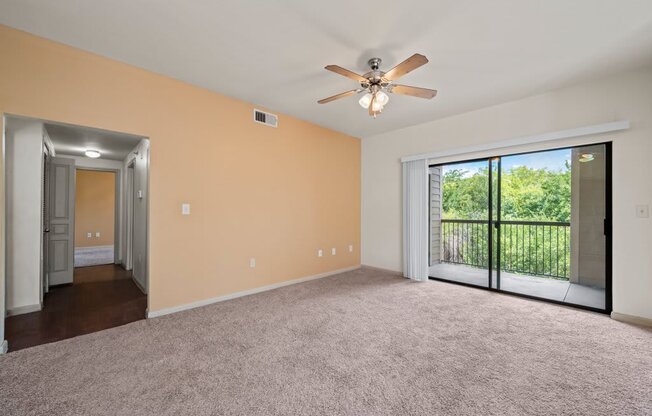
top-left (137, 190), bottom-right (143, 199)
top-left (87, 232), bottom-right (92, 238)
top-left (249, 258), bottom-right (256, 268)
top-left (182, 203), bottom-right (191, 215)
top-left (636, 204), bottom-right (649, 218)
top-left (318, 249), bottom-right (323, 257)
top-left (348, 245), bottom-right (353, 252)
top-left (95, 232), bottom-right (100, 238)
top-left (331, 248), bottom-right (336, 256)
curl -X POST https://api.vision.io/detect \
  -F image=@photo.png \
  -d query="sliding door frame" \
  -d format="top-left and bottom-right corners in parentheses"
top-left (488, 158), bottom-right (493, 289)
top-left (428, 141), bottom-right (612, 315)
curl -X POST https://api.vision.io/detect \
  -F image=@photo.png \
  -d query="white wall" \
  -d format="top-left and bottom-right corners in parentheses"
top-left (362, 67), bottom-right (652, 320)
top-left (5, 118), bottom-right (44, 314)
top-left (122, 139), bottom-right (149, 293)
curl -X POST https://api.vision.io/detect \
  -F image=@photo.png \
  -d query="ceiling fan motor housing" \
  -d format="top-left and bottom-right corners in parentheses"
top-left (362, 58), bottom-right (387, 88)
top-left (368, 57), bottom-right (382, 70)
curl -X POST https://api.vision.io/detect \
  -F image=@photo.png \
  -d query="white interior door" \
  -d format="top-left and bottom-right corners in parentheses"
top-left (48, 157), bottom-right (76, 285)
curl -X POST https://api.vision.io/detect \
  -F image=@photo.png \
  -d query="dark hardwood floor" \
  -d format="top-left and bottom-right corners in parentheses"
top-left (5, 265), bottom-right (147, 352)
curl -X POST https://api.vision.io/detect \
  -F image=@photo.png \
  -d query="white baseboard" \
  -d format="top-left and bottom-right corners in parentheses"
top-left (6, 303), bottom-right (42, 317)
top-left (361, 264), bottom-right (403, 276)
top-left (147, 265), bottom-right (361, 319)
top-left (611, 312), bottom-right (652, 327)
top-left (1, 340), bottom-right (7, 354)
top-left (75, 244), bottom-right (114, 250)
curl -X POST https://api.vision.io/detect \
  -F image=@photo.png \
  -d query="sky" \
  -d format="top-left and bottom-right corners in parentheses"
top-left (441, 148), bottom-right (571, 177)
top-left (501, 149), bottom-right (570, 172)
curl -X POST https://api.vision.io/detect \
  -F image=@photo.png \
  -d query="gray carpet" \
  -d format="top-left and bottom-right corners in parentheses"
top-left (1, 268), bottom-right (650, 415)
top-left (74, 245), bottom-right (114, 267)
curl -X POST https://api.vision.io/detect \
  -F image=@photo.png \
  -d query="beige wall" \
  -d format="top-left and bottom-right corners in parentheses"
top-left (0, 25), bottom-right (361, 316)
top-left (362, 67), bottom-right (652, 320)
top-left (75, 170), bottom-right (115, 248)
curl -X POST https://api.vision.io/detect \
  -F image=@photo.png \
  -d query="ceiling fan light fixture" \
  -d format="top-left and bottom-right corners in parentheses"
top-left (375, 91), bottom-right (389, 106)
top-left (359, 93), bottom-right (373, 109)
top-left (371, 98), bottom-right (384, 113)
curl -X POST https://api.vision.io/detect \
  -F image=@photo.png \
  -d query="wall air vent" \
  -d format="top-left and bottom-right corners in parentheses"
top-left (253, 109), bottom-right (278, 128)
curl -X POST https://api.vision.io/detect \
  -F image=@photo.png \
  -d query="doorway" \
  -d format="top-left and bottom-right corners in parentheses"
top-left (3, 115), bottom-right (150, 351)
top-left (429, 143), bottom-right (611, 312)
top-left (74, 169), bottom-right (117, 268)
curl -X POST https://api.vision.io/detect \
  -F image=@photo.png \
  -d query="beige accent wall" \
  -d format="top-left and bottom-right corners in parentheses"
top-left (75, 170), bottom-right (115, 248)
top-left (0, 25), bottom-right (361, 314)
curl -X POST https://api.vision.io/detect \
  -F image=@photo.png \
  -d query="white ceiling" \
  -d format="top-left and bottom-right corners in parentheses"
top-left (2, 0), bottom-right (652, 138)
top-left (45, 122), bottom-right (142, 161)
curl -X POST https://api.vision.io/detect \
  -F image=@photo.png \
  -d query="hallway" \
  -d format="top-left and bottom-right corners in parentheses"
top-left (5, 265), bottom-right (146, 351)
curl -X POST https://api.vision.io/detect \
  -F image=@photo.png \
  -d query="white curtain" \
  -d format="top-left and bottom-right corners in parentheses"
top-left (402, 159), bottom-right (429, 281)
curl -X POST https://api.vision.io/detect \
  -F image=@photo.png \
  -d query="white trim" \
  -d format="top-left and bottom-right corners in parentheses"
top-left (1, 340), bottom-right (7, 354)
top-left (42, 127), bottom-right (56, 156)
top-left (361, 264), bottom-right (402, 276)
top-left (611, 312), bottom-right (652, 328)
top-left (74, 244), bottom-right (114, 250)
top-left (147, 265), bottom-right (361, 318)
top-left (6, 303), bottom-right (42, 316)
top-left (74, 165), bottom-right (122, 264)
top-left (401, 120), bottom-right (630, 163)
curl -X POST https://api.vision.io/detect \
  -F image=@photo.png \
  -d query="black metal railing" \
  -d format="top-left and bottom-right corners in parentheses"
top-left (440, 219), bottom-right (571, 279)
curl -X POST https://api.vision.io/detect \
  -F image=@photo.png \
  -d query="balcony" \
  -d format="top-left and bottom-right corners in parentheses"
top-left (429, 219), bottom-right (605, 309)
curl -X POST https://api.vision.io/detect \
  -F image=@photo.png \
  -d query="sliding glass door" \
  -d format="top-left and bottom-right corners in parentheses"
top-left (429, 160), bottom-right (491, 288)
top-left (429, 143), bottom-right (611, 312)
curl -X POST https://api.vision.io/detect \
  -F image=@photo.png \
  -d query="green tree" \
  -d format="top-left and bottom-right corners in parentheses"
top-left (442, 164), bottom-right (570, 222)
top-left (441, 168), bottom-right (489, 220)
top-left (439, 163), bottom-right (571, 279)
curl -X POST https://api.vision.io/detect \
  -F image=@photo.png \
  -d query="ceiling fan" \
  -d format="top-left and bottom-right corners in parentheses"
top-left (318, 53), bottom-right (437, 118)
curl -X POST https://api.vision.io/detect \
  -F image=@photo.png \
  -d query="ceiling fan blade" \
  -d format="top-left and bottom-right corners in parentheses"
top-left (325, 65), bottom-right (367, 82)
top-left (317, 89), bottom-right (360, 104)
top-left (383, 54), bottom-right (429, 81)
top-left (390, 84), bottom-right (438, 99)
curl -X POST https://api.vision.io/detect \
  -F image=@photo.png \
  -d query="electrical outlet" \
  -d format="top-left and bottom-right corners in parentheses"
top-left (331, 248), bottom-right (336, 256)
top-left (182, 203), bottom-right (191, 215)
top-left (249, 258), bottom-right (256, 268)
top-left (348, 245), bottom-right (353, 252)
top-left (87, 232), bottom-right (92, 238)
top-left (317, 249), bottom-right (323, 257)
top-left (95, 232), bottom-right (100, 238)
